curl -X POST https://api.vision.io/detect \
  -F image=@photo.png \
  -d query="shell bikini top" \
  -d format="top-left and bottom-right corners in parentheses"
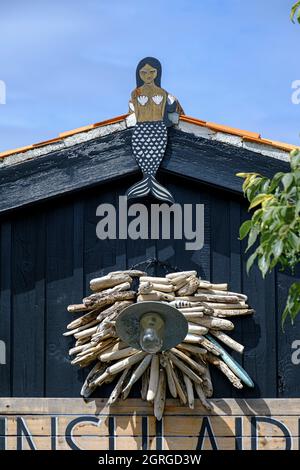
top-left (129, 89), bottom-right (177, 124)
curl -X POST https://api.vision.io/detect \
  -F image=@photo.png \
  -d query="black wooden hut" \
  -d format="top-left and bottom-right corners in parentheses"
top-left (0, 113), bottom-right (299, 404)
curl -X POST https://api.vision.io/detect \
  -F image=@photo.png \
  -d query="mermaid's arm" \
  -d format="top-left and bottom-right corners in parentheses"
top-left (126, 98), bottom-right (137, 127)
top-left (167, 94), bottom-right (185, 115)
top-left (164, 94), bottom-right (185, 126)
top-left (166, 94), bottom-right (177, 113)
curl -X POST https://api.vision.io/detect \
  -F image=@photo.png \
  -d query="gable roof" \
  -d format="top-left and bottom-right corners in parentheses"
top-left (0, 112), bottom-right (292, 215)
top-left (0, 114), bottom-right (298, 169)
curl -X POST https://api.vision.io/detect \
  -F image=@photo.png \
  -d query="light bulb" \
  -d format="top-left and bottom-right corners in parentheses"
top-left (139, 312), bottom-right (164, 354)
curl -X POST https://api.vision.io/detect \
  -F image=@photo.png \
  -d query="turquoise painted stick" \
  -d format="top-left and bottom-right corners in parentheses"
top-left (206, 334), bottom-right (254, 388)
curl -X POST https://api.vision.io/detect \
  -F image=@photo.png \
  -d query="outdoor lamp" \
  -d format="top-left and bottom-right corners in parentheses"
top-left (115, 301), bottom-right (188, 353)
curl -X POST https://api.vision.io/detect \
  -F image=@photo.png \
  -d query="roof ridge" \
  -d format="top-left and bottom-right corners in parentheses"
top-left (0, 114), bottom-right (298, 160)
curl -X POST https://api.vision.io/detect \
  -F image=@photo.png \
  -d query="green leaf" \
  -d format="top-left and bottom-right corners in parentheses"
top-left (246, 227), bottom-right (259, 252)
top-left (269, 172), bottom-right (285, 192)
top-left (282, 173), bottom-right (294, 191)
top-left (290, 148), bottom-right (300, 158)
top-left (249, 194), bottom-right (273, 210)
top-left (273, 239), bottom-right (283, 259)
top-left (282, 282), bottom-right (300, 327)
top-left (243, 174), bottom-right (261, 195)
top-left (291, 1), bottom-right (300, 23)
top-left (288, 231), bottom-right (300, 251)
top-left (239, 220), bottom-right (252, 240)
top-left (258, 254), bottom-right (269, 277)
top-left (291, 152), bottom-right (300, 170)
top-left (246, 251), bottom-right (258, 274)
top-left (252, 208), bottom-right (264, 224)
top-left (236, 172), bottom-right (260, 179)
top-left (259, 178), bottom-right (270, 193)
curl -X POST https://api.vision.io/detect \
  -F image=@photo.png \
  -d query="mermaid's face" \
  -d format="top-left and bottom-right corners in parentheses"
top-left (139, 64), bottom-right (158, 85)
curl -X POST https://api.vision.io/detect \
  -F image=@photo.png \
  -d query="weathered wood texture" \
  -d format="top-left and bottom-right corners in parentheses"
top-left (0, 128), bottom-right (289, 214)
top-left (0, 174), bottom-right (299, 398)
top-left (0, 398), bottom-right (299, 450)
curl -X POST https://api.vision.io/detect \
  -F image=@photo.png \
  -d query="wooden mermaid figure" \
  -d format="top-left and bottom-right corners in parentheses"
top-left (126, 57), bottom-right (184, 203)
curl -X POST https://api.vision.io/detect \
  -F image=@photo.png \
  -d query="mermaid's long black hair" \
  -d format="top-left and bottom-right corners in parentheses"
top-left (136, 57), bottom-right (162, 87)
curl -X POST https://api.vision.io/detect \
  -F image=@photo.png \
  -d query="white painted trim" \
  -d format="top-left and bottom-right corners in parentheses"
top-left (0, 118), bottom-right (291, 169)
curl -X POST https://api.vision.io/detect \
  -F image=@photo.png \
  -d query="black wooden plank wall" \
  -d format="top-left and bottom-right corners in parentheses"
top-left (0, 173), bottom-right (299, 398)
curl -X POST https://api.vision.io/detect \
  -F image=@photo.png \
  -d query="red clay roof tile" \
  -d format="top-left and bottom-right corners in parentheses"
top-left (0, 114), bottom-right (298, 160)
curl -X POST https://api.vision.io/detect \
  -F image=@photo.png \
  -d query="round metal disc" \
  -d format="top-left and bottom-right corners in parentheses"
top-left (115, 301), bottom-right (188, 351)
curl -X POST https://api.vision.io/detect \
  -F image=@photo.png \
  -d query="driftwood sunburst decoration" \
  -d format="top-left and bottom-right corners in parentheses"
top-left (64, 269), bottom-right (255, 420)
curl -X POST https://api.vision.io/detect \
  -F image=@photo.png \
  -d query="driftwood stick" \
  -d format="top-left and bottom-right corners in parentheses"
top-left (137, 292), bottom-right (175, 302)
top-left (67, 304), bottom-right (94, 313)
top-left (183, 374), bottom-right (195, 409)
top-left (84, 290), bottom-right (136, 308)
top-left (206, 353), bottom-right (243, 389)
top-left (207, 335), bottom-right (254, 387)
top-left (171, 348), bottom-right (206, 375)
top-left (166, 271), bottom-right (197, 279)
top-left (201, 365), bottom-right (213, 397)
top-left (96, 341), bottom-right (127, 358)
top-left (169, 300), bottom-right (198, 308)
top-left (211, 331), bottom-right (244, 354)
top-left (75, 336), bottom-right (92, 346)
top-left (188, 323), bottom-right (209, 335)
top-left (139, 282), bottom-right (174, 293)
top-left (105, 351), bottom-right (147, 376)
top-left (175, 296), bottom-right (211, 303)
top-left (96, 300), bottom-right (133, 322)
top-left (67, 309), bottom-right (100, 330)
top-left (194, 316), bottom-right (234, 331)
top-left (69, 344), bottom-right (88, 356)
top-left (200, 337), bottom-right (221, 356)
top-left (90, 272), bottom-right (132, 292)
top-left (160, 355), bottom-right (177, 398)
top-left (197, 288), bottom-right (248, 300)
top-left (76, 338), bottom-right (115, 359)
top-left (171, 275), bottom-right (191, 291)
top-left (203, 302), bottom-right (248, 310)
top-left (179, 306), bottom-right (205, 313)
top-left (210, 309), bottom-right (254, 317)
top-left (91, 329), bottom-right (116, 344)
top-left (89, 369), bottom-right (110, 388)
top-left (194, 382), bottom-right (212, 411)
top-left (181, 312), bottom-right (204, 321)
top-left (141, 368), bottom-right (150, 401)
top-left (167, 351), bottom-right (202, 385)
top-left (154, 369), bottom-right (166, 421)
top-left (183, 333), bottom-right (207, 344)
top-left (171, 366), bottom-right (187, 405)
top-left (99, 346), bottom-right (138, 363)
top-left (80, 362), bottom-right (106, 398)
top-left (177, 276), bottom-right (200, 296)
top-left (63, 319), bottom-right (100, 336)
top-left (140, 276), bottom-right (171, 284)
top-left (105, 281), bottom-right (132, 293)
top-left (138, 281), bottom-right (152, 294)
top-left (195, 294), bottom-right (240, 303)
top-left (92, 282), bottom-right (132, 299)
top-left (198, 281), bottom-right (228, 290)
top-left (115, 269), bottom-right (146, 277)
top-left (122, 354), bottom-right (152, 399)
top-left (74, 326), bottom-right (98, 339)
top-left (107, 368), bottom-right (130, 405)
top-left (147, 355), bottom-right (160, 402)
top-left (177, 343), bottom-right (207, 356)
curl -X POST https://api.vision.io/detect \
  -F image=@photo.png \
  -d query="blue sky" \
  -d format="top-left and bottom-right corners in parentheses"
top-left (0, 0), bottom-right (299, 152)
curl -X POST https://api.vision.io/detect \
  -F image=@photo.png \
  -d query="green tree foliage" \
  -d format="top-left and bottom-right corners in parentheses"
top-left (237, 149), bottom-right (300, 325)
top-left (291, 1), bottom-right (300, 23)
